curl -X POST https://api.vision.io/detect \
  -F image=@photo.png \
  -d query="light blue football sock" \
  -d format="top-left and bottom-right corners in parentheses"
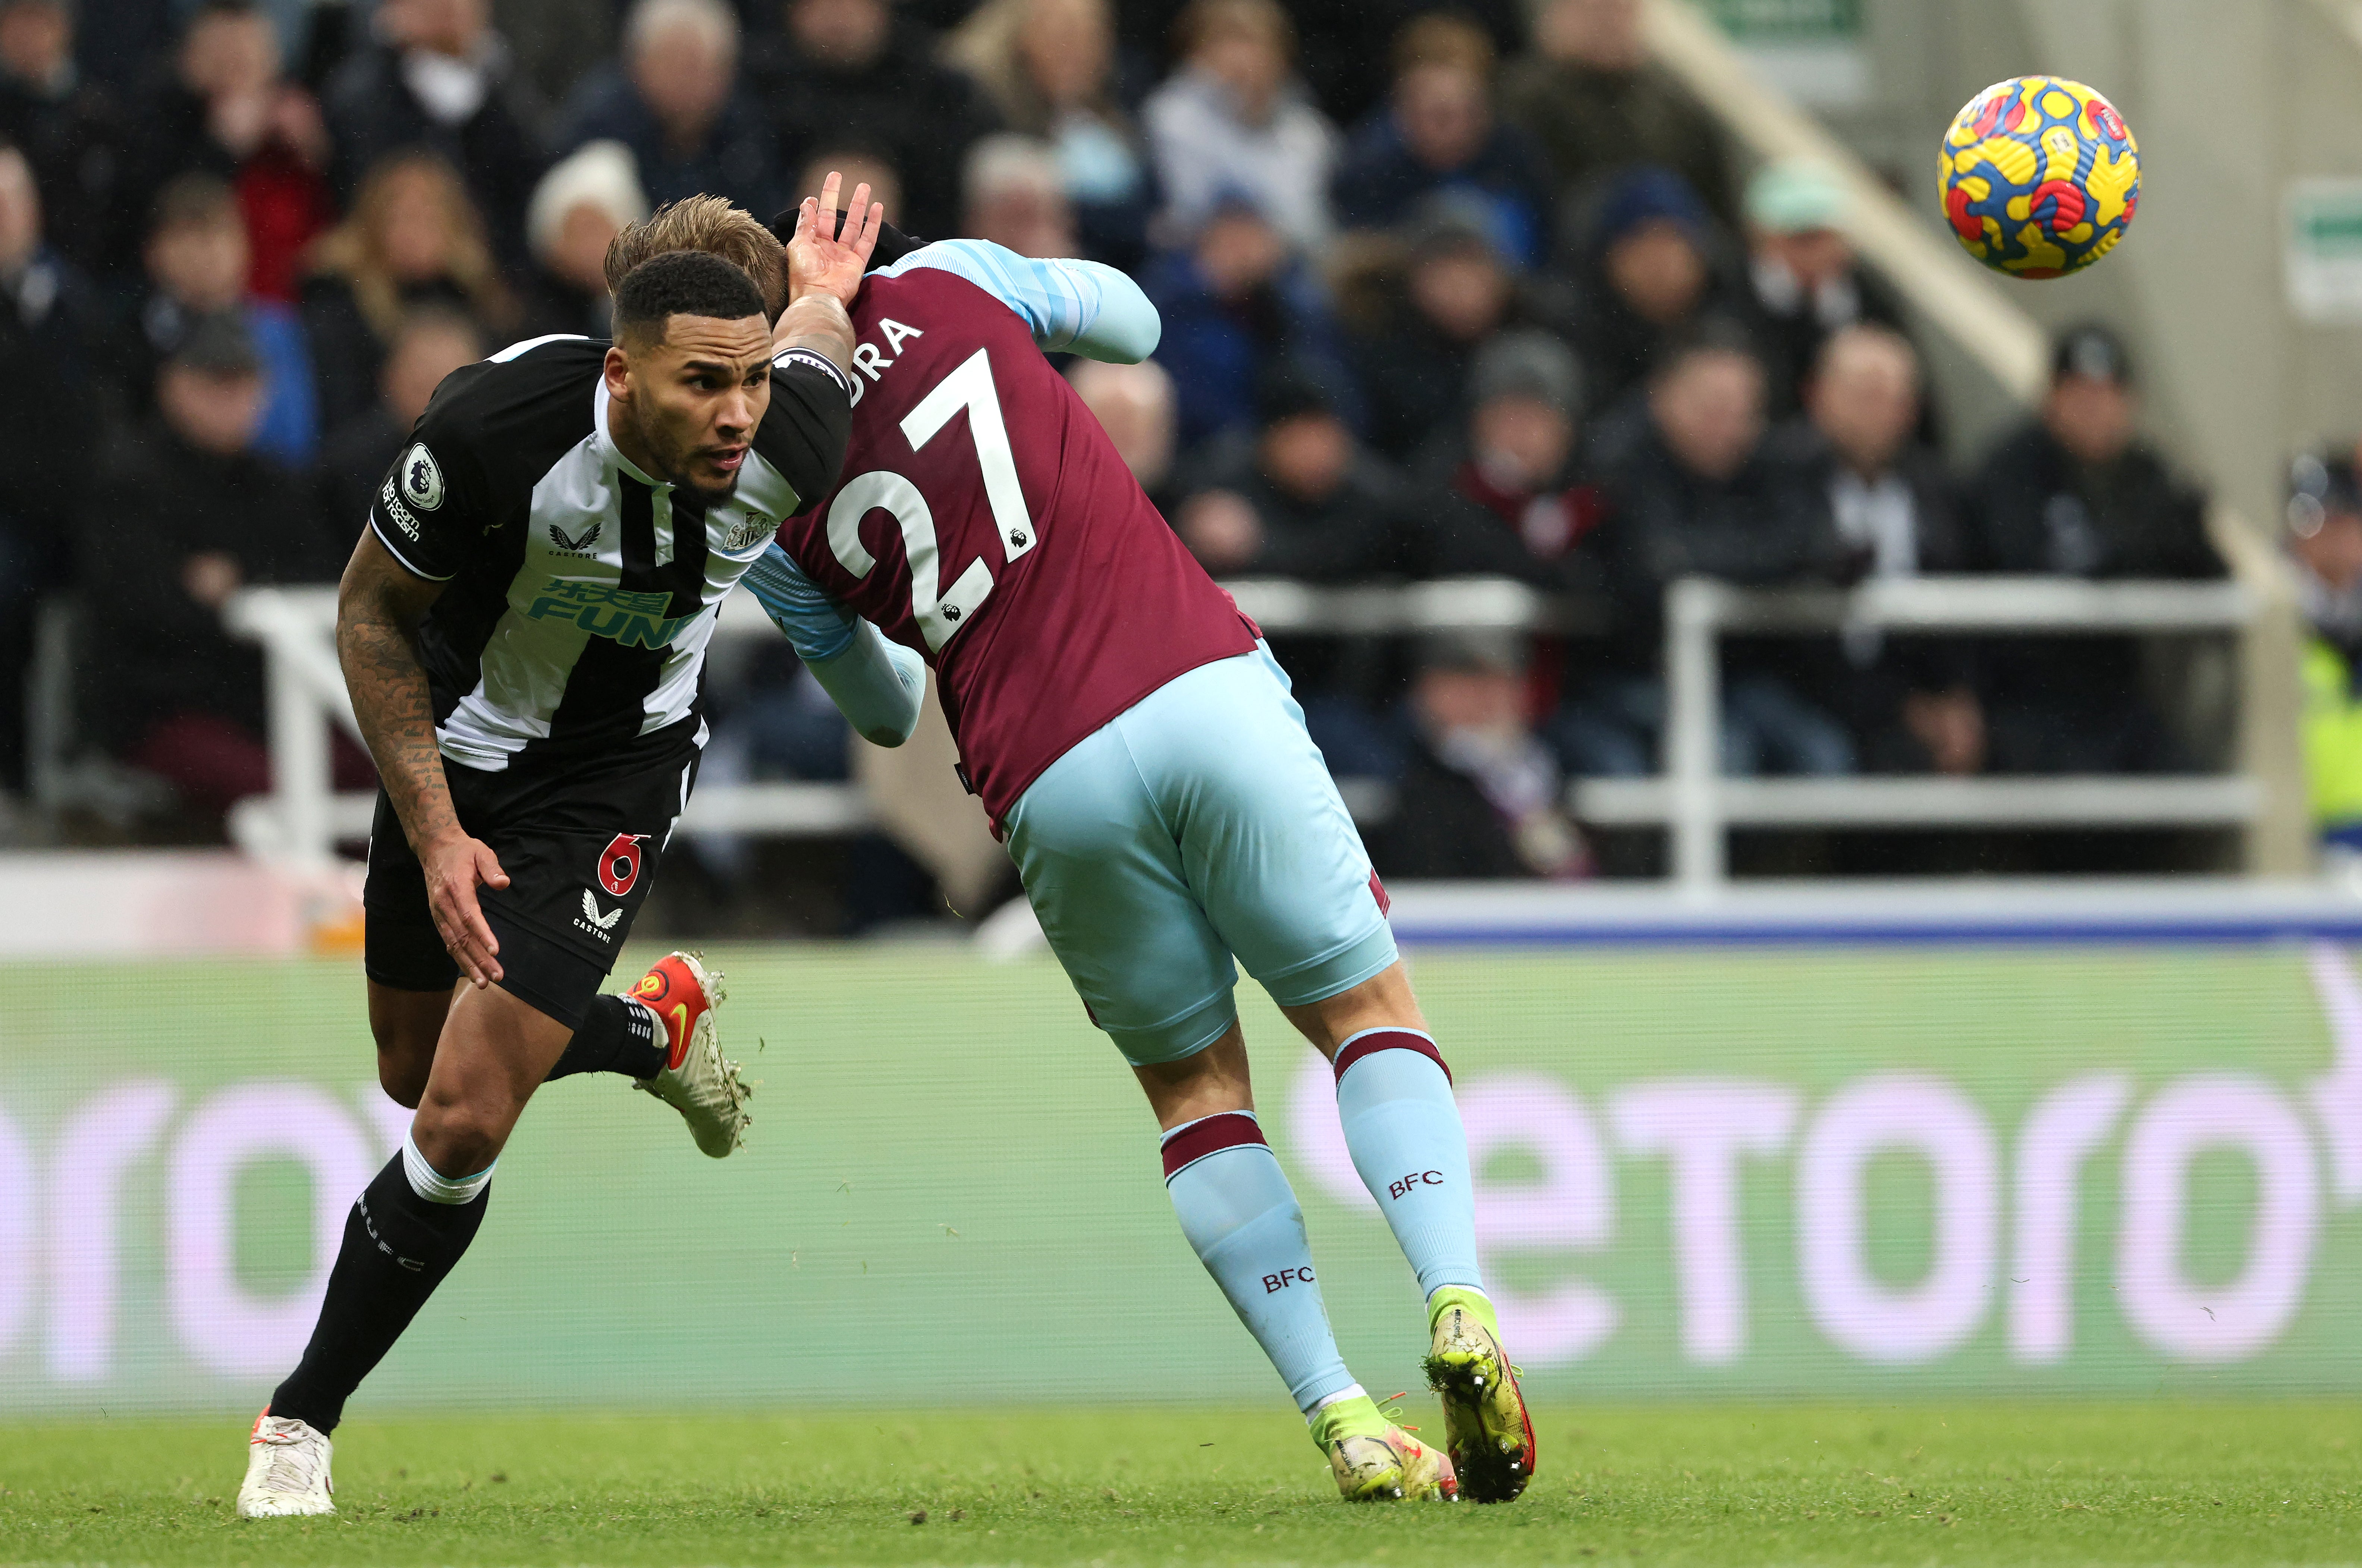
top-left (1161, 1111), bottom-right (1357, 1414)
top-left (1333, 1030), bottom-right (1485, 1298)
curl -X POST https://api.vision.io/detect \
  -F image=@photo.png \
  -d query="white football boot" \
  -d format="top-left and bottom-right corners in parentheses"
top-left (237, 1410), bottom-right (334, 1517)
top-left (626, 951), bottom-right (751, 1157)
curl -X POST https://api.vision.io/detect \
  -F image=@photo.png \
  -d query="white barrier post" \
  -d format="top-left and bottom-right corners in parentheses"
top-left (267, 630), bottom-right (333, 868)
top-left (1667, 578), bottom-right (1725, 895)
top-left (224, 591), bottom-right (338, 868)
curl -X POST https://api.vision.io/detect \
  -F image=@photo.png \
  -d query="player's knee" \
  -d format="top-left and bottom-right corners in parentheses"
top-left (375, 1049), bottom-right (429, 1110)
top-left (369, 1015), bottom-right (439, 1109)
top-left (367, 985), bottom-right (449, 1108)
top-left (410, 1104), bottom-right (502, 1175)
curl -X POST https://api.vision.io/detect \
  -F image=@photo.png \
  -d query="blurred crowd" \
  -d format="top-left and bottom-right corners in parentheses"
top-left (0, 0), bottom-right (2242, 904)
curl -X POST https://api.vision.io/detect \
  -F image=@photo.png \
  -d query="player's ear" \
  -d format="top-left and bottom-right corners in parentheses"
top-left (602, 343), bottom-right (633, 404)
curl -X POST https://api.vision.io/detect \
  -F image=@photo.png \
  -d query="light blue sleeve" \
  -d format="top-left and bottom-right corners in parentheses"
top-left (808, 621), bottom-right (927, 748)
top-left (744, 542), bottom-right (854, 661)
top-left (741, 544), bottom-right (926, 747)
top-left (880, 239), bottom-right (1161, 364)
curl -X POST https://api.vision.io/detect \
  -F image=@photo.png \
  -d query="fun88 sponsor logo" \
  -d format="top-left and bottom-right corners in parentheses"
top-left (525, 577), bottom-right (700, 649)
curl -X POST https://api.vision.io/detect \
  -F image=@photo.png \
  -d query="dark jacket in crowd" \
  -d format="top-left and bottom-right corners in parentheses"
top-left (1766, 422), bottom-right (1972, 579)
top-left (1143, 247), bottom-right (1358, 450)
top-left (1331, 111), bottom-right (1554, 268)
top-left (0, 270), bottom-right (90, 570)
top-left (1741, 263), bottom-right (1917, 425)
top-left (517, 266), bottom-right (613, 342)
top-left (1383, 421), bottom-right (1599, 579)
top-left (0, 276), bottom-right (98, 785)
top-left (2, 250), bottom-right (109, 409)
top-left (1173, 428), bottom-right (1398, 583)
top-left (1971, 421), bottom-right (2220, 583)
top-left (1345, 309), bottom-right (1488, 465)
top-left (1587, 417), bottom-right (1846, 672)
top-left (1499, 56), bottom-right (1736, 226)
top-left (746, 17), bottom-right (997, 239)
top-left (1571, 281), bottom-right (1741, 419)
top-left (0, 67), bottom-right (133, 278)
top-left (1170, 428), bottom-right (1400, 700)
top-left (315, 405), bottom-right (406, 542)
top-left (321, 44), bottom-right (547, 264)
top-left (1963, 418), bottom-right (2224, 771)
top-left (1388, 477), bottom-right (1593, 589)
top-left (557, 69), bottom-right (785, 215)
top-left (1766, 420), bottom-right (1978, 766)
top-left (119, 75), bottom-right (225, 228)
top-left (81, 424), bottom-right (335, 754)
top-left (298, 272), bottom-right (484, 436)
top-left (1368, 736), bottom-right (1530, 880)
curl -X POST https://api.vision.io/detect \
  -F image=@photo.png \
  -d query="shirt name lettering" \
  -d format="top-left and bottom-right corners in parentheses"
top-left (845, 319), bottom-right (925, 406)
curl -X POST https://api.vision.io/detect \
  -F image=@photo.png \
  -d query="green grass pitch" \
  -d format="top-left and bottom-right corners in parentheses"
top-left (2, 1404), bottom-right (2357, 1565)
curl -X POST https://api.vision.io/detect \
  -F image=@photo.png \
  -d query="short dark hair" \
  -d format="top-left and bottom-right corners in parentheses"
top-left (1651, 315), bottom-right (1762, 383)
top-left (612, 249), bottom-right (766, 348)
top-left (2052, 321), bottom-right (2133, 388)
top-left (151, 171), bottom-right (239, 236)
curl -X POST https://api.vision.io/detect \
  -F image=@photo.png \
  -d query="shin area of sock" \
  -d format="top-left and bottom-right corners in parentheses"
top-left (1161, 1111), bottom-right (1357, 1413)
top-left (1332, 1030), bottom-right (1484, 1297)
top-left (267, 1149), bottom-right (490, 1432)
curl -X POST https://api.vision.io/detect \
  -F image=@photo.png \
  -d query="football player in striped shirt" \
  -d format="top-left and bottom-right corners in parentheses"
top-left (235, 189), bottom-right (892, 1517)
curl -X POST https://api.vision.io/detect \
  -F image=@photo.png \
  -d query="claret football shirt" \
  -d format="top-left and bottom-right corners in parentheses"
top-left (760, 240), bottom-right (1257, 821)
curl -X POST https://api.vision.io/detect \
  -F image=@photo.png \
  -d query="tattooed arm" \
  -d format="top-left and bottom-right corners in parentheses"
top-left (337, 529), bottom-right (509, 986)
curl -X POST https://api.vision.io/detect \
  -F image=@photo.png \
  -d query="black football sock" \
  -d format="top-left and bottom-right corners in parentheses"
top-left (268, 1150), bottom-right (490, 1434)
top-left (544, 994), bottom-right (666, 1081)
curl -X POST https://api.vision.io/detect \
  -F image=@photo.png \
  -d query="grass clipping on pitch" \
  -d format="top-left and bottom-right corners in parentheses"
top-left (1, 1403), bottom-right (2357, 1565)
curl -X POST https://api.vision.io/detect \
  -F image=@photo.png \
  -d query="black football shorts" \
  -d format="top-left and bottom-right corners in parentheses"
top-left (363, 735), bottom-right (701, 1028)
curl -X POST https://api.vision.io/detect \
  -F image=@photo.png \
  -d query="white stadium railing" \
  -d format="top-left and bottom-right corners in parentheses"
top-left (224, 575), bottom-right (2263, 887)
top-left (199, 0), bottom-right (2302, 888)
top-left (1634, 0), bottom-right (2311, 875)
top-left (1623, 576), bottom-right (2259, 892)
top-left (222, 585), bottom-right (879, 867)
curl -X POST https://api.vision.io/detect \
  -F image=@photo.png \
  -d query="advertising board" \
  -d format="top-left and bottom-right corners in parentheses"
top-left (0, 938), bottom-right (2356, 1412)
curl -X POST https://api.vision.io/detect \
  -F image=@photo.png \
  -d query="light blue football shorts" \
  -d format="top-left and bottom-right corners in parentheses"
top-left (1002, 643), bottom-right (1400, 1066)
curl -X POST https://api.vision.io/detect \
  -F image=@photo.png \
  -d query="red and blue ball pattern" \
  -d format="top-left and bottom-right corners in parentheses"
top-left (1939, 76), bottom-right (2140, 279)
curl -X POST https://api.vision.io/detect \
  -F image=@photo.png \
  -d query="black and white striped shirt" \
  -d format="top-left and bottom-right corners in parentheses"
top-left (367, 334), bottom-right (852, 772)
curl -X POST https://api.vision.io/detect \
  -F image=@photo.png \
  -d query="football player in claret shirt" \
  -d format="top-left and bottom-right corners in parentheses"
top-left (624, 190), bottom-right (1536, 1504)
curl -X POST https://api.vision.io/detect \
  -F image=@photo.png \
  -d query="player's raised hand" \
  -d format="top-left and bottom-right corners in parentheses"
top-left (422, 829), bottom-right (510, 986)
top-left (787, 170), bottom-right (883, 309)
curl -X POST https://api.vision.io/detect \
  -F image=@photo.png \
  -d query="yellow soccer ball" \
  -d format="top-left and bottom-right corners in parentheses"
top-left (1939, 76), bottom-right (2140, 278)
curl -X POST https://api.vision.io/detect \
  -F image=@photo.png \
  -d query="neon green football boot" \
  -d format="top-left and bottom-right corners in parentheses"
top-left (1422, 1287), bottom-right (1536, 1503)
top-left (1309, 1394), bottom-right (1457, 1502)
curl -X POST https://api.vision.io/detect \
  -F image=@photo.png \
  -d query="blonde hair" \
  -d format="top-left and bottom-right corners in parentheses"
top-left (1172, 0), bottom-right (1293, 62)
top-left (603, 194), bottom-right (788, 321)
top-left (943, 0), bottom-right (1123, 135)
top-left (308, 152), bottom-right (512, 344)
